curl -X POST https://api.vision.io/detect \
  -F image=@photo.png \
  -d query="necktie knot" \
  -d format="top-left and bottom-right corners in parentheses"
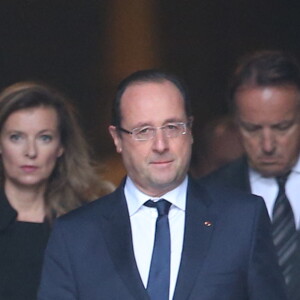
top-left (276, 171), bottom-right (290, 191)
top-left (144, 199), bottom-right (171, 216)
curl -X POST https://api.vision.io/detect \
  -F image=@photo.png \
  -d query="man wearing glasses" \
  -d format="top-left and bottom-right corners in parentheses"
top-left (38, 70), bottom-right (287, 299)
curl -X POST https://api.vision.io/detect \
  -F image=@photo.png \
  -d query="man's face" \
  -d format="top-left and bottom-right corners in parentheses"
top-left (109, 80), bottom-right (193, 197)
top-left (235, 85), bottom-right (300, 177)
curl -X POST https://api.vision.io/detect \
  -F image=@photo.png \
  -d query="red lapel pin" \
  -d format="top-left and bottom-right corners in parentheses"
top-left (204, 221), bottom-right (212, 227)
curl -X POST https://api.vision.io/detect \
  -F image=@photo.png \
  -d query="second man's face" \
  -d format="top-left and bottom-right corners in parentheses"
top-left (235, 85), bottom-right (300, 177)
top-left (109, 80), bottom-right (193, 197)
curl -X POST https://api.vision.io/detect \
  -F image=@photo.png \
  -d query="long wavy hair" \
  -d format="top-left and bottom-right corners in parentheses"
top-left (0, 81), bottom-right (113, 221)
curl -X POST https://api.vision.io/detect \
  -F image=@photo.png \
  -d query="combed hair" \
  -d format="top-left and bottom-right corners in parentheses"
top-left (0, 81), bottom-right (113, 221)
top-left (229, 50), bottom-right (300, 111)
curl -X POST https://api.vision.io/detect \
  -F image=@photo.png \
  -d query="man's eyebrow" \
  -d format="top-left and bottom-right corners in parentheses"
top-left (271, 119), bottom-right (295, 126)
top-left (129, 119), bottom-right (185, 128)
top-left (128, 122), bottom-right (152, 128)
top-left (163, 118), bottom-right (185, 124)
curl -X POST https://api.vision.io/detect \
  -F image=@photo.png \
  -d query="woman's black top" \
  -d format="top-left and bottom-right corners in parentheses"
top-left (0, 191), bottom-right (51, 300)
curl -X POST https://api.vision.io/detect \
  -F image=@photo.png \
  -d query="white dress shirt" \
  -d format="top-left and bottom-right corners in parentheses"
top-left (249, 155), bottom-right (300, 229)
top-left (124, 176), bottom-right (187, 300)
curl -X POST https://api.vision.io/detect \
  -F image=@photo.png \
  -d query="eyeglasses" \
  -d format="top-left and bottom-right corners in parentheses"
top-left (118, 122), bottom-right (190, 141)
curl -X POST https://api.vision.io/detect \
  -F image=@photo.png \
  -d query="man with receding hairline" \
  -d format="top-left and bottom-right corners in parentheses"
top-left (39, 69), bottom-right (286, 300)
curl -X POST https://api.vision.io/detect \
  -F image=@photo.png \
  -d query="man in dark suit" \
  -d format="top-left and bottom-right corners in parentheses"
top-left (38, 70), bottom-right (287, 300)
top-left (201, 51), bottom-right (300, 299)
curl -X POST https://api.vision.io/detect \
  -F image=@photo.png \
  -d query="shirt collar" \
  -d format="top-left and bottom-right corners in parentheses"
top-left (249, 167), bottom-right (265, 183)
top-left (124, 176), bottom-right (188, 217)
top-left (292, 155), bottom-right (300, 174)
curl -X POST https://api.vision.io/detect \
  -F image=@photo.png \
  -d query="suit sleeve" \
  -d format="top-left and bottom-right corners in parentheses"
top-left (247, 198), bottom-right (288, 300)
top-left (38, 220), bottom-right (77, 300)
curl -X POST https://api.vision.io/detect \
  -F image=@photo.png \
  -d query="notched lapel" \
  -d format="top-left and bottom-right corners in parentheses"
top-left (173, 179), bottom-right (215, 300)
top-left (100, 187), bottom-right (149, 300)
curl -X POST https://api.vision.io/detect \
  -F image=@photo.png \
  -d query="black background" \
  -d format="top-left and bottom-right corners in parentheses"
top-left (1, 0), bottom-right (300, 182)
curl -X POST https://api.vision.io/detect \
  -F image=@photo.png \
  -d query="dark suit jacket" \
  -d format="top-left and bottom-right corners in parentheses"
top-left (38, 177), bottom-right (287, 300)
top-left (200, 156), bottom-right (300, 299)
top-left (199, 156), bottom-right (251, 192)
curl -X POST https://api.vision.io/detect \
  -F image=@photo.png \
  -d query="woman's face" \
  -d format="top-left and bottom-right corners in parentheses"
top-left (0, 106), bottom-right (64, 189)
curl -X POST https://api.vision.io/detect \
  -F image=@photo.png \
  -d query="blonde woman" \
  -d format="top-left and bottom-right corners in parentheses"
top-left (0, 82), bottom-right (112, 300)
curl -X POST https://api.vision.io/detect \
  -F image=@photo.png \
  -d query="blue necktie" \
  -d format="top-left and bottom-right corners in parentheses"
top-left (144, 199), bottom-right (171, 300)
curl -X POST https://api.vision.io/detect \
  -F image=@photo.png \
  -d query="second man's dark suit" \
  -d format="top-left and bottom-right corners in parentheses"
top-left (200, 156), bottom-right (300, 299)
top-left (199, 156), bottom-right (251, 192)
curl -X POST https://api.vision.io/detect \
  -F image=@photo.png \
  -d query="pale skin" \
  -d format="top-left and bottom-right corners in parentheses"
top-left (235, 85), bottom-right (300, 177)
top-left (109, 80), bottom-right (193, 197)
top-left (0, 107), bottom-right (64, 222)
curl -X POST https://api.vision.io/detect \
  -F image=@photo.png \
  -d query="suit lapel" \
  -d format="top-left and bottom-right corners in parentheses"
top-left (232, 156), bottom-right (252, 192)
top-left (173, 178), bottom-right (215, 300)
top-left (100, 185), bottom-right (149, 300)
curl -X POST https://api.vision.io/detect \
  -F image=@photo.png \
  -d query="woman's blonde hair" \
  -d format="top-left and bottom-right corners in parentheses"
top-left (0, 81), bottom-right (113, 220)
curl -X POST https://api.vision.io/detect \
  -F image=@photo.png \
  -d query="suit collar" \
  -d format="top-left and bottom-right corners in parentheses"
top-left (237, 156), bottom-right (252, 192)
top-left (225, 156), bottom-right (251, 192)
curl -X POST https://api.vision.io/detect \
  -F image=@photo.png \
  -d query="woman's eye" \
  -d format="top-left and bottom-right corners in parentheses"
top-left (9, 134), bottom-right (21, 141)
top-left (40, 135), bottom-right (52, 142)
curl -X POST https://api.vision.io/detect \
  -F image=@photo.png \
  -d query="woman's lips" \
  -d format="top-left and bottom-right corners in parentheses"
top-left (21, 166), bottom-right (38, 173)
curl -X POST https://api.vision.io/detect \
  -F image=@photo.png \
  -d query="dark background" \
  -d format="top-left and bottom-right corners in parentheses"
top-left (1, 0), bottom-right (300, 183)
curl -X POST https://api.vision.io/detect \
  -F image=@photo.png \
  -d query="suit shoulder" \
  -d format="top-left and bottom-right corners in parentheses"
top-left (198, 156), bottom-right (250, 190)
top-left (189, 179), bottom-right (269, 234)
top-left (192, 177), bottom-right (264, 209)
top-left (55, 187), bottom-right (122, 225)
top-left (200, 156), bottom-right (246, 180)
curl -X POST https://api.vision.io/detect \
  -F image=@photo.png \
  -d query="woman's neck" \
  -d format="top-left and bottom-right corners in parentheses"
top-left (4, 181), bottom-right (46, 223)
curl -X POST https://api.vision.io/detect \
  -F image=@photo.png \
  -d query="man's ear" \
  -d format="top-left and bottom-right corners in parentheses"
top-left (108, 125), bottom-right (123, 153)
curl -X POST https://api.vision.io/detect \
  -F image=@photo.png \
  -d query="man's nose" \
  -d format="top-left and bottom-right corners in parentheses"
top-left (260, 130), bottom-right (276, 154)
top-left (151, 129), bottom-right (169, 153)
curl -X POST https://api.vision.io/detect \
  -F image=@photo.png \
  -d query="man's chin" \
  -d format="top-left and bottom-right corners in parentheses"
top-left (148, 174), bottom-right (182, 190)
top-left (254, 164), bottom-right (288, 178)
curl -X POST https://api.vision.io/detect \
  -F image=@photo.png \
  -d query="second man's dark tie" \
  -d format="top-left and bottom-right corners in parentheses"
top-left (272, 172), bottom-right (298, 298)
top-left (144, 199), bottom-right (171, 300)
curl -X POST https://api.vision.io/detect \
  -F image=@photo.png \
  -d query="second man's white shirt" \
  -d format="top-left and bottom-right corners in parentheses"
top-left (249, 155), bottom-right (300, 229)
